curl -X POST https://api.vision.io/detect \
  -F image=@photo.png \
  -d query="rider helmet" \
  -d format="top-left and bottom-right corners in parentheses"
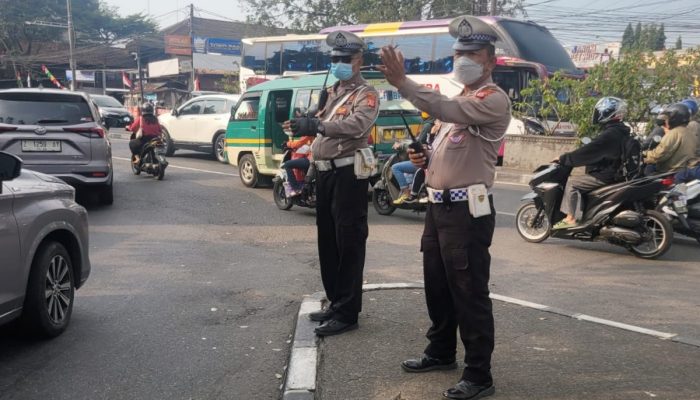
top-left (592, 96), bottom-right (627, 124)
top-left (681, 98), bottom-right (698, 116)
top-left (660, 103), bottom-right (691, 129)
top-left (140, 102), bottom-right (154, 115)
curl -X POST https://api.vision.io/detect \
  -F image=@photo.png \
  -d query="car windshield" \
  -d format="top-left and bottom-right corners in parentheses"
top-left (92, 95), bottom-right (123, 108)
top-left (0, 92), bottom-right (93, 125)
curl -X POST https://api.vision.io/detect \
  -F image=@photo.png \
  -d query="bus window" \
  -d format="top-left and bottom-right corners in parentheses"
top-left (243, 42), bottom-right (267, 74)
top-left (363, 36), bottom-right (393, 67)
top-left (492, 69), bottom-right (521, 101)
top-left (283, 41), bottom-right (325, 73)
top-left (433, 34), bottom-right (454, 74)
top-left (498, 20), bottom-right (578, 74)
top-left (266, 43), bottom-right (283, 75)
top-left (392, 34), bottom-right (434, 74)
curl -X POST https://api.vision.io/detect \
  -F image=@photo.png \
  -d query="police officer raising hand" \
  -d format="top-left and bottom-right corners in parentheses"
top-left (380, 15), bottom-right (511, 400)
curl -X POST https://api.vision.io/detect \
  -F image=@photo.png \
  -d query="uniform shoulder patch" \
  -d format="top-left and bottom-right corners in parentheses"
top-left (475, 88), bottom-right (497, 100)
top-left (366, 92), bottom-right (378, 109)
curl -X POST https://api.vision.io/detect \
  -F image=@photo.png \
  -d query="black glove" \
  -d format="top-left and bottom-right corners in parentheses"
top-left (290, 116), bottom-right (320, 137)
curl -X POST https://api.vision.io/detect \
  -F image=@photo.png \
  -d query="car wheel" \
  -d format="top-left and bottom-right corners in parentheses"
top-left (98, 182), bottom-right (114, 205)
top-left (239, 154), bottom-right (260, 188)
top-left (21, 241), bottom-right (75, 338)
top-left (161, 128), bottom-right (175, 156)
top-left (214, 133), bottom-right (228, 163)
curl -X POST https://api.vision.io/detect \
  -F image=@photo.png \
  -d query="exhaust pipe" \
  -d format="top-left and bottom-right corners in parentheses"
top-left (599, 226), bottom-right (642, 244)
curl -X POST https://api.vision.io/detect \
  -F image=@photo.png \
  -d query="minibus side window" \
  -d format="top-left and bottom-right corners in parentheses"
top-left (232, 97), bottom-right (260, 121)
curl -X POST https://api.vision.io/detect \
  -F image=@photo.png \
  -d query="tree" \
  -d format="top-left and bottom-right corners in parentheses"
top-left (243, 0), bottom-right (526, 32)
top-left (633, 22), bottom-right (642, 50)
top-left (621, 23), bottom-right (634, 52)
top-left (655, 23), bottom-right (666, 51)
top-left (0, 0), bottom-right (157, 57)
top-left (515, 49), bottom-right (700, 138)
top-left (675, 36), bottom-right (682, 50)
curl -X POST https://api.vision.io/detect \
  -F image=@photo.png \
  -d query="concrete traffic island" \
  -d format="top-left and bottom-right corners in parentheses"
top-left (284, 284), bottom-right (700, 400)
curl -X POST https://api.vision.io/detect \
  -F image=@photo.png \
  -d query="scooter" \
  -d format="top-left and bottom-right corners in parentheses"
top-left (515, 163), bottom-right (676, 259)
top-left (657, 178), bottom-right (700, 244)
top-left (371, 145), bottom-right (428, 215)
top-left (272, 146), bottom-right (316, 211)
top-left (129, 134), bottom-right (168, 180)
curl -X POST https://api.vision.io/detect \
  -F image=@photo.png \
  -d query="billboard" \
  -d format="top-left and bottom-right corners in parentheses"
top-left (165, 35), bottom-right (192, 56)
top-left (65, 70), bottom-right (96, 82)
top-left (193, 36), bottom-right (241, 56)
top-left (569, 42), bottom-right (621, 69)
top-left (193, 53), bottom-right (241, 75)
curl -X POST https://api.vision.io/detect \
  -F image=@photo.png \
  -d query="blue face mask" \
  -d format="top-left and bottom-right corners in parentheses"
top-left (331, 62), bottom-right (354, 81)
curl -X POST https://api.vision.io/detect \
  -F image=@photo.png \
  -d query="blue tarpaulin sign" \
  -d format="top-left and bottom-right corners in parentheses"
top-left (206, 38), bottom-right (241, 55)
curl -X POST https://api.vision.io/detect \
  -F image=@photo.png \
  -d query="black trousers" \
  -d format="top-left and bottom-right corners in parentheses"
top-left (421, 200), bottom-right (496, 384)
top-left (316, 165), bottom-right (368, 324)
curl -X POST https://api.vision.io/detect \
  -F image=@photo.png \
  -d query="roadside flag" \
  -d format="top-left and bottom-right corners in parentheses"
top-left (41, 65), bottom-right (65, 89)
top-left (27, 71), bottom-right (31, 88)
top-left (194, 75), bottom-right (201, 91)
top-left (122, 71), bottom-right (133, 89)
top-left (15, 71), bottom-right (23, 88)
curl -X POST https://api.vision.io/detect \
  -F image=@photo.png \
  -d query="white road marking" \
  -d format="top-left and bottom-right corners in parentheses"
top-left (494, 180), bottom-right (530, 188)
top-left (113, 156), bottom-right (239, 177)
top-left (497, 211), bottom-right (517, 217)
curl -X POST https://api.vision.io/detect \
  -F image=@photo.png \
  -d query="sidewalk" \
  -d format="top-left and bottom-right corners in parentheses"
top-left (315, 289), bottom-right (700, 400)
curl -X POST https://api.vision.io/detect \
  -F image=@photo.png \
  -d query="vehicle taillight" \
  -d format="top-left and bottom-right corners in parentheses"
top-left (63, 127), bottom-right (105, 138)
top-left (661, 177), bottom-right (675, 187)
top-left (0, 126), bottom-right (17, 133)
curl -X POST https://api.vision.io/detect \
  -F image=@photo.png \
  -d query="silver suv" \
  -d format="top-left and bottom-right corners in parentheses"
top-left (0, 89), bottom-right (114, 205)
top-left (0, 151), bottom-right (90, 337)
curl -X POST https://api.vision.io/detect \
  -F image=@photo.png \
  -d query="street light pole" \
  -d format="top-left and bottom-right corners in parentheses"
top-left (66, 0), bottom-right (76, 91)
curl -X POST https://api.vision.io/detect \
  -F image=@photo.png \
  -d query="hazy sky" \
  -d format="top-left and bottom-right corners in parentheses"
top-left (103, 0), bottom-right (700, 47)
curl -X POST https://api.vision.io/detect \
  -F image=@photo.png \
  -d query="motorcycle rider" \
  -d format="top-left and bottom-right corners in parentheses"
top-left (644, 103), bottom-right (698, 173)
top-left (680, 98), bottom-right (700, 158)
top-left (553, 97), bottom-right (630, 229)
top-left (128, 102), bottom-right (162, 164)
top-left (392, 114), bottom-right (440, 205)
top-left (283, 135), bottom-right (314, 197)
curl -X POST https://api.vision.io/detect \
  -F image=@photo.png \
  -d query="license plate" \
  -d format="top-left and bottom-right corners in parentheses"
top-left (21, 140), bottom-right (61, 152)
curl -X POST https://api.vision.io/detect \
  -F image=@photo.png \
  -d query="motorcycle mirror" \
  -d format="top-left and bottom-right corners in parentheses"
top-left (581, 137), bottom-right (592, 145)
top-left (653, 135), bottom-right (662, 143)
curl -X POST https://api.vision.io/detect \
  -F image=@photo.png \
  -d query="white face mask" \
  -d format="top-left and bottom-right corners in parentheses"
top-left (454, 56), bottom-right (484, 85)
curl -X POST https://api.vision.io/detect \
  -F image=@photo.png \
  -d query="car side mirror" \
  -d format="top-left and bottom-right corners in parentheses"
top-left (0, 151), bottom-right (22, 193)
top-left (171, 109), bottom-right (179, 117)
top-left (102, 117), bottom-right (113, 129)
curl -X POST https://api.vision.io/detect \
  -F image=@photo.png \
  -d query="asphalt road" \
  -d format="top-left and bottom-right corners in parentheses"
top-left (1, 133), bottom-right (699, 400)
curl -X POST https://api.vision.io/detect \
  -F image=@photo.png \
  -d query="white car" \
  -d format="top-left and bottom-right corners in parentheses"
top-left (158, 94), bottom-right (240, 163)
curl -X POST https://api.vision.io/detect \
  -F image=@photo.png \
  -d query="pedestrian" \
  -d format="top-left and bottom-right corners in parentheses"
top-left (283, 30), bottom-right (379, 336)
top-left (379, 15), bottom-right (511, 400)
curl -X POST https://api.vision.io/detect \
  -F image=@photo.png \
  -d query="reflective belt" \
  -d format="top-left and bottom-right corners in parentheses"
top-left (426, 187), bottom-right (469, 203)
top-left (315, 156), bottom-right (355, 171)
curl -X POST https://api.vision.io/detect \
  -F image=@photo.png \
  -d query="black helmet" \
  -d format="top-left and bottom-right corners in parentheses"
top-left (592, 97), bottom-right (627, 124)
top-left (660, 103), bottom-right (690, 129)
top-left (140, 102), bottom-right (154, 114)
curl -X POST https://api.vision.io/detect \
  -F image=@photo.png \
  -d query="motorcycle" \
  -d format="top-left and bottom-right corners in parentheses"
top-left (130, 134), bottom-right (168, 180)
top-left (515, 163), bottom-right (676, 259)
top-left (657, 178), bottom-right (700, 244)
top-left (272, 146), bottom-right (316, 211)
top-left (371, 145), bottom-right (428, 215)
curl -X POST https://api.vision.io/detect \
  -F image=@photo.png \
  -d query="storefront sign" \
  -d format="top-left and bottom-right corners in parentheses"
top-left (165, 35), bottom-right (192, 55)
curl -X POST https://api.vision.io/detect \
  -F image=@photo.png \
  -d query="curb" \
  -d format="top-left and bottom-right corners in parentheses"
top-left (282, 282), bottom-right (699, 399)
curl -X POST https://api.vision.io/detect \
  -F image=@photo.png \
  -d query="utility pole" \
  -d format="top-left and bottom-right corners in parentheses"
top-left (136, 43), bottom-right (144, 101)
top-left (189, 3), bottom-right (196, 92)
top-left (66, 0), bottom-right (76, 91)
top-left (490, 0), bottom-right (497, 16)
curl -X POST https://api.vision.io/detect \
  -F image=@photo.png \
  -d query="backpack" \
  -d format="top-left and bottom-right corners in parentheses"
top-left (616, 133), bottom-right (642, 181)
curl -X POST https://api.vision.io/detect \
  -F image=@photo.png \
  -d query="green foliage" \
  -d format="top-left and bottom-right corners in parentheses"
top-left (0, 0), bottom-right (157, 57)
top-left (216, 74), bottom-right (241, 94)
top-left (516, 50), bottom-right (700, 138)
top-left (621, 22), bottom-right (666, 52)
top-left (243, 0), bottom-right (525, 32)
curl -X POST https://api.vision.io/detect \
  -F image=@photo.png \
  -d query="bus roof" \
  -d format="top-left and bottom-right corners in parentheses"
top-left (243, 16), bottom-right (580, 76)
